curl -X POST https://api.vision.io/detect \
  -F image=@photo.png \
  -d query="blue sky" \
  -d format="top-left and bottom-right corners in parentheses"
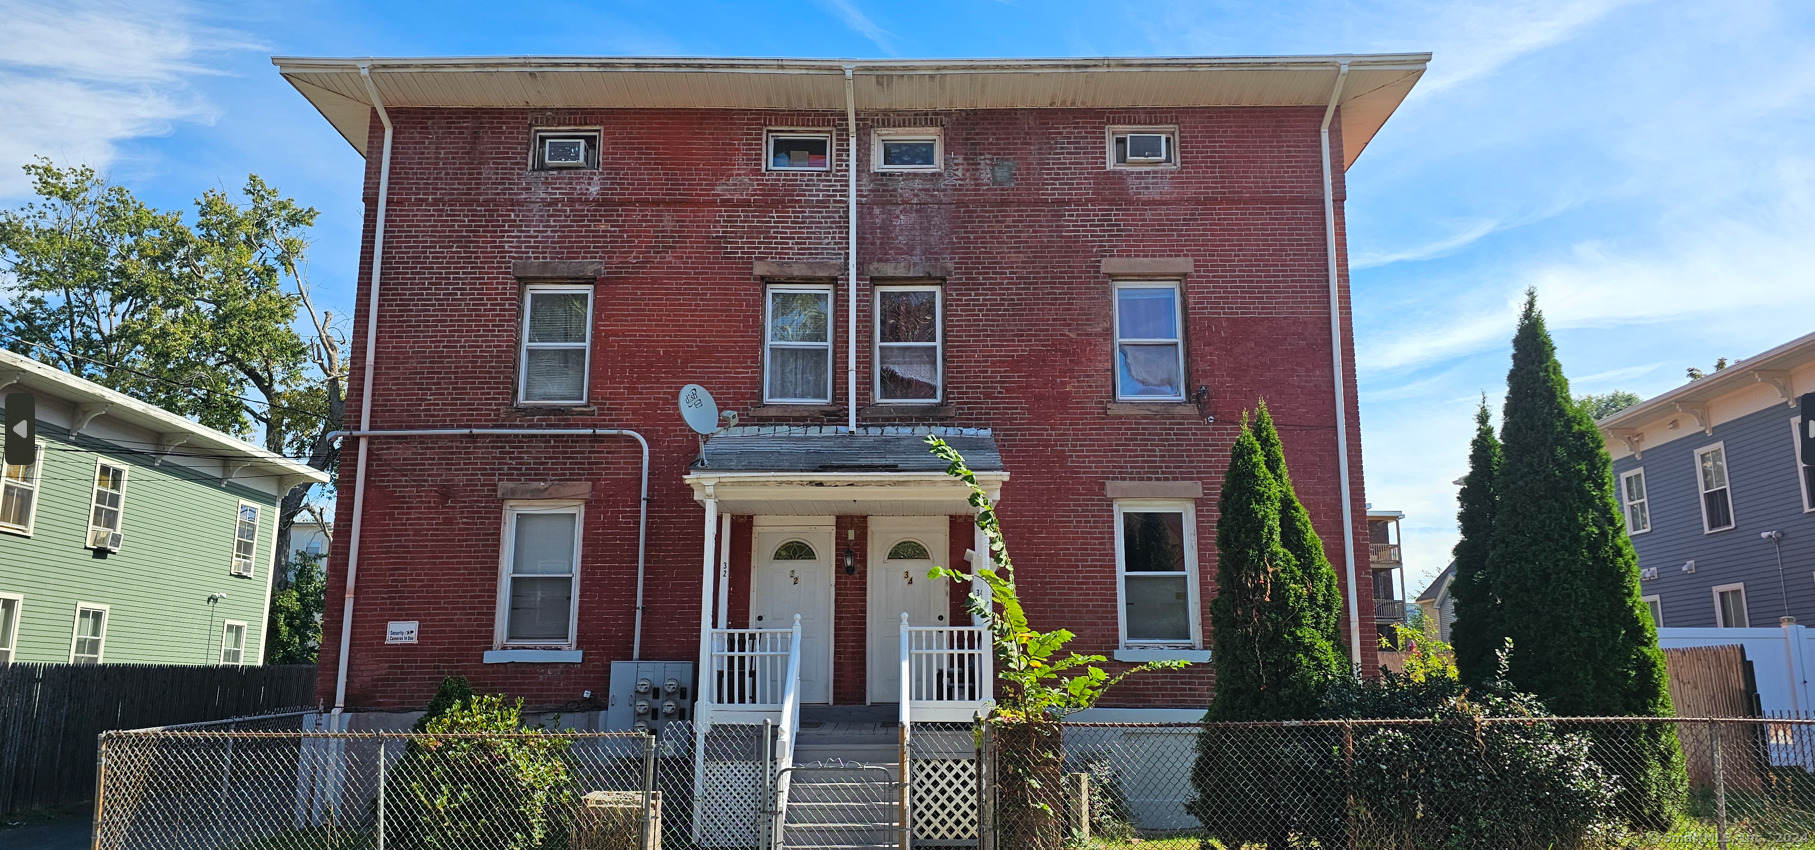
top-left (4, 0), bottom-right (1813, 593)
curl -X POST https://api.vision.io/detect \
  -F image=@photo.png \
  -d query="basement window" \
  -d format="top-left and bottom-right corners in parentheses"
top-left (767, 132), bottom-right (832, 171)
top-left (531, 129), bottom-right (601, 171)
top-left (1108, 126), bottom-right (1178, 169)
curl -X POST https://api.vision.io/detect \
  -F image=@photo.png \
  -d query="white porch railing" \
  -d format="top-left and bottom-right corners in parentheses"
top-left (770, 616), bottom-right (803, 849)
top-left (904, 623), bottom-right (993, 722)
top-left (707, 627), bottom-right (794, 711)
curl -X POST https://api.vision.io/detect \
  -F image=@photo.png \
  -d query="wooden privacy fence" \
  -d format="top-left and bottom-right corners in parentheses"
top-left (0, 662), bottom-right (316, 816)
top-left (1663, 644), bottom-right (1767, 791)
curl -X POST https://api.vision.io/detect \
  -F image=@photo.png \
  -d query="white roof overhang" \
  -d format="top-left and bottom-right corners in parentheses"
top-left (685, 470), bottom-right (1008, 517)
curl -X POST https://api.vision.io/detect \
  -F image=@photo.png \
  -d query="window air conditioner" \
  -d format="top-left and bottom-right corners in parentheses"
top-left (542, 138), bottom-right (588, 168)
top-left (1125, 133), bottom-right (1168, 162)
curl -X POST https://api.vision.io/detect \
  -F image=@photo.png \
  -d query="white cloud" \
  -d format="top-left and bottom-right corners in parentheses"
top-left (0, 0), bottom-right (254, 198)
top-left (814, 0), bottom-right (896, 55)
top-left (1406, 0), bottom-right (1649, 95)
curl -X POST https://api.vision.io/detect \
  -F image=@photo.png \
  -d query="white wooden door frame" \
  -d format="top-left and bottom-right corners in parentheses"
top-left (750, 518), bottom-right (836, 704)
top-left (866, 517), bottom-right (949, 704)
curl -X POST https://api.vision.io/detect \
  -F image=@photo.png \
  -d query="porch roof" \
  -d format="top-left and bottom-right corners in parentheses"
top-left (684, 426), bottom-right (1006, 516)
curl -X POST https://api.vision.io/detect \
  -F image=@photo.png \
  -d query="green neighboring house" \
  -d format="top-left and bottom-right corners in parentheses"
top-left (0, 350), bottom-right (328, 666)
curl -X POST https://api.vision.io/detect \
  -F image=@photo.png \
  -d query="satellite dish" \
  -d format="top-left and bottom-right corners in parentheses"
top-left (679, 384), bottom-right (720, 435)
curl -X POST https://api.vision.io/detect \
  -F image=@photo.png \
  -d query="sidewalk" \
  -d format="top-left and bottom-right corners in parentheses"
top-left (0, 814), bottom-right (90, 850)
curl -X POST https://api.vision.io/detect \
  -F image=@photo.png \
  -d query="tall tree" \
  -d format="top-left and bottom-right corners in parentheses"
top-left (1487, 289), bottom-right (1684, 827)
top-left (0, 160), bottom-right (344, 576)
top-left (1251, 401), bottom-right (1344, 652)
top-left (1576, 390), bottom-right (1642, 420)
top-left (1449, 396), bottom-right (1504, 685)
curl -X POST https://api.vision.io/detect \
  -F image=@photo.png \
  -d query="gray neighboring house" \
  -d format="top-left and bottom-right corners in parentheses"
top-left (1415, 561), bottom-right (1456, 642)
top-left (1598, 331), bottom-right (1815, 630)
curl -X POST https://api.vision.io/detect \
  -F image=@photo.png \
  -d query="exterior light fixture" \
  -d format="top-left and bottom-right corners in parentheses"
top-left (844, 547), bottom-right (857, 575)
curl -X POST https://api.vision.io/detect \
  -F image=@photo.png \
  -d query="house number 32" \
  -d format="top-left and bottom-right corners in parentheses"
top-left (790, 570), bottom-right (799, 585)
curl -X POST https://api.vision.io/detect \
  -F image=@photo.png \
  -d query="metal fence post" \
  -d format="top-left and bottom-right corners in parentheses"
top-left (977, 718), bottom-right (994, 850)
top-left (1711, 719), bottom-right (1728, 850)
top-left (377, 735), bottom-right (387, 850)
top-left (90, 733), bottom-right (109, 850)
top-left (1342, 722), bottom-right (1356, 850)
top-left (761, 719), bottom-right (775, 850)
top-left (642, 732), bottom-right (658, 850)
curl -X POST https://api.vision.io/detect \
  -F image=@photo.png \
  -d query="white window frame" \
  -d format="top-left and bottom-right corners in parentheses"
top-left (1619, 467), bottom-right (1651, 535)
top-left (69, 602), bottom-right (108, 664)
top-left (765, 130), bottom-right (834, 172)
top-left (219, 620), bottom-right (248, 665)
top-left (764, 283), bottom-right (835, 404)
top-left (1795, 417), bottom-right (1814, 514)
top-left (87, 460), bottom-right (127, 550)
top-left (494, 501), bottom-right (585, 649)
top-left (1693, 442), bottom-right (1736, 534)
top-left (0, 441), bottom-right (44, 537)
top-left (1111, 280), bottom-right (1187, 402)
top-left (1106, 125), bottom-right (1181, 170)
top-left (1713, 582), bottom-right (1748, 628)
top-left (0, 592), bottom-right (21, 664)
top-left (872, 127), bottom-right (942, 172)
top-left (231, 501), bottom-right (261, 577)
top-left (516, 284), bottom-right (594, 406)
top-left (1112, 500), bottom-right (1202, 649)
top-left (873, 284), bottom-right (943, 404)
top-left (1641, 594), bottom-right (1663, 628)
top-left (528, 127), bottom-right (602, 171)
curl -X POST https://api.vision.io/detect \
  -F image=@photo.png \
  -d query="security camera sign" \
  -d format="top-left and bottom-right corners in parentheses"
top-left (386, 621), bottom-right (419, 644)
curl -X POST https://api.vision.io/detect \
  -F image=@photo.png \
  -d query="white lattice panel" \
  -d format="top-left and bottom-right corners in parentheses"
top-left (700, 761), bottom-right (762, 847)
top-left (912, 758), bottom-right (978, 844)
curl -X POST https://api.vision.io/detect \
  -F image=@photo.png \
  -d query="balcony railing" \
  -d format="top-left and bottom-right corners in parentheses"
top-left (1369, 543), bottom-right (1402, 565)
top-left (1375, 599), bottom-right (1407, 622)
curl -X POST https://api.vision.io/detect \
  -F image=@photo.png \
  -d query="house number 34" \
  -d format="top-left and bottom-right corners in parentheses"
top-left (903, 570), bottom-right (914, 585)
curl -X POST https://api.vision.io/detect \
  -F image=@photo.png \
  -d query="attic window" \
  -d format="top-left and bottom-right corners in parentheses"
top-left (532, 129), bottom-right (601, 171)
top-left (767, 132), bottom-right (832, 171)
top-left (1108, 127), bottom-right (1178, 169)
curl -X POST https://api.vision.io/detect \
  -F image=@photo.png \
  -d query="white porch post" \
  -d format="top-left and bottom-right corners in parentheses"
top-left (717, 512), bottom-right (732, 629)
top-left (697, 493), bottom-right (719, 711)
top-left (972, 520), bottom-right (991, 628)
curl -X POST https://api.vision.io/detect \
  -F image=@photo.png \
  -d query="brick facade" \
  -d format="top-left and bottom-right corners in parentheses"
top-left (318, 103), bottom-right (1375, 712)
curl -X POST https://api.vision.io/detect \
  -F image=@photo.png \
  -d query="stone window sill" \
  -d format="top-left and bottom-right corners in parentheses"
top-left (484, 649), bottom-right (584, 664)
top-left (1106, 402), bottom-right (1200, 418)
top-left (506, 404), bottom-right (599, 417)
top-left (1113, 648), bottom-right (1210, 663)
top-left (742, 405), bottom-right (843, 421)
top-left (859, 404), bottom-right (953, 420)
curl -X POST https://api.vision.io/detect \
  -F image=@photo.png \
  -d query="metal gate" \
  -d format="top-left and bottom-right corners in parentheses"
top-left (767, 760), bottom-right (903, 850)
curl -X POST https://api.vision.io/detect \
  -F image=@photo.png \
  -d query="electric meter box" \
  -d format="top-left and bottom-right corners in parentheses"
top-left (606, 660), bottom-right (694, 735)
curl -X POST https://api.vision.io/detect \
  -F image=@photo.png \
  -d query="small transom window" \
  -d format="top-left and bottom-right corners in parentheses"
top-left (773, 540), bottom-right (818, 561)
top-left (887, 540), bottom-right (931, 560)
top-left (767, 132), bottom-right (832, 171)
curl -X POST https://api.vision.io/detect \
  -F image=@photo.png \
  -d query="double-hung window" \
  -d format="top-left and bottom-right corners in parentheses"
top-left (1619, 468), bottom-right (1650, 535)
top-left (1, 443), bottom-right (42, 535)
top-left (0, 594), bottom-right (20, 664)
top-left (765, 285), bottom-right (833, 403)
top-left (498, 503), bottom-right (583, 647)
top-left (518, 285), bottom-right (593, 405)
top-left (70, 604), bottom-right (107, 664)
top-left (1796, 418), bottom-right (1814, 513)
top-left (1694, 443), bottom-right (1735, 533)
top-left (1714, 583), bottom-right (1748, 628)
top-left (231, 503), bottom-right (260, 577)
top-left (875, 286), bottom-right (941, 402)
top-left (1115, 502), bottom-right (1200, 647)
top-left (1642, 594), bottom-right (1663, 628)
top-left (1113, 281), bottom-right (1185, 400)
top-left (88, 463), bottom-right (127, 550)
top-left (220, 621), bottom-right (247, 665)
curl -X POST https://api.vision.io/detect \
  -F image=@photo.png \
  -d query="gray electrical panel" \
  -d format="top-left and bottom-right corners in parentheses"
top-left (606, 660), bottom-right (695, 735)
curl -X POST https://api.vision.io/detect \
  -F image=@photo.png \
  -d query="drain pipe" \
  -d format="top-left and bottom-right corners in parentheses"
top-left (325, 427), bottom-right (652, 653)
top-left (332, 64), bottom-right (395, 730)
top-left (1319, 59), bottom-right (1363, 668)
top-left (844, 64), bottom-right (859, 434)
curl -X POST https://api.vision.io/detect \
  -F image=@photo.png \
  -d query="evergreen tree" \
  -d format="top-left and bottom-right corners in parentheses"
top-left (1252, 402), bottom-right (1345, 652)
top-left (1487, 290), bottom-right (1684, 828)
top-left (1449, 396), bottom-right (1504, 685)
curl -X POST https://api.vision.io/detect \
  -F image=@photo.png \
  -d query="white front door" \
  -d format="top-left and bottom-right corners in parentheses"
top-left (751, 525), bottom-right (834, 704)
top-left (868, 519), bottom-right (950, 703)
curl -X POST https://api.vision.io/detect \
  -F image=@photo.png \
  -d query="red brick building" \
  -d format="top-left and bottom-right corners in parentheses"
top-left (277, 55), bottom-right (1427, 724)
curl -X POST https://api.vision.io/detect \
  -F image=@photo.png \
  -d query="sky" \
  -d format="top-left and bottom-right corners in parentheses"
top-left (3, 0), bottom-right (1813, 594)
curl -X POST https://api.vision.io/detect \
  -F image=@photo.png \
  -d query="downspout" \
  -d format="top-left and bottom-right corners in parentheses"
top-left (1320, 59), bottom-right (1363, 667)
top-left (844, 65), bottom-right (859, 433)
top-left (333, 64), bottom-right (394, 727)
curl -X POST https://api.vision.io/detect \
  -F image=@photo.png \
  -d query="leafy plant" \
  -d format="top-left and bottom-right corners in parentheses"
top-left (265, 552), bottom-right (325, 664)
top-left (389, 689), bottom-right (572, 850)
top-left (1382, 615), bottom-right (1457, 683)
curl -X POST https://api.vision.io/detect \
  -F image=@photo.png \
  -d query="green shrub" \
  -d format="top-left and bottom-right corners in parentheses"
top-left (389, 692), bottom-right (573, 850)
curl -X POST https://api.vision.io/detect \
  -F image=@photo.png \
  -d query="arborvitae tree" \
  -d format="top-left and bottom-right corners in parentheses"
top-left (1487, 290), bottom-right (1684, 828)
top-left (1449, 397), bottom-right (1504, 685)
top-left (1252, 401), bottom-right (1345, 652)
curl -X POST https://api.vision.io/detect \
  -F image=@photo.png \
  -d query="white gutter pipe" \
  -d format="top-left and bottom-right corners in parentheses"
top-left (324, 427), bottom-right (653, 653)
top-left (333, 64), bottom-right (393, 729)
top-left (844, 64), bottom-right (859, 434)
top-left (1320, 59), bottom-right (1363, 668)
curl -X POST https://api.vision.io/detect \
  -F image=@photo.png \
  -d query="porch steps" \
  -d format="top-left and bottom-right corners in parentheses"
top-left (782, 723), bottom-right (902, 850)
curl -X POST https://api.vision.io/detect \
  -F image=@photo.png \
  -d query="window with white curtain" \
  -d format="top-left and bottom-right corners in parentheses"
top-left (875, 286), bottom-right (941, 402)
top-left (765, 285), bottom-right (833, 403)
top-left (498, 504), bottom-right (583, 646)
top-left (518, 285), bottom-right (593, 405)
top-left (1112, 281), bottom-right (1185, 401)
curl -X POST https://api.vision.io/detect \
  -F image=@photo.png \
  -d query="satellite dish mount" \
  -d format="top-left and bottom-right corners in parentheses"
top-left (679, 384), bottom-right (736, 466)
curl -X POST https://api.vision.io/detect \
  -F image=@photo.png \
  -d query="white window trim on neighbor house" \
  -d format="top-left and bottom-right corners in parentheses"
top-left (765, 129), bottom-right (834, 172)
top-left (87, 460), bottom-right (128, 550)
top-left (0, 592), bottom-right (22, 664)
top-left (1112, 500), bottom-right (1204, 658)
top-left (1795, 417), bottom-right (1814, 514)
top-left (70, 602), bottom-right (108, 664)
top-left (219, 620), bottom-right (248, 665)
top-left (1693, 442), bottom-right (1736, 534)
top-left (1642, 594), bottom-right (1663, 628)
top-left (1713, 582), bottom-right (1749, 628)
top-left (872, 127), bottom-right (942, 172)
top-left (231, 501), bottom-right (261, 577)
top-left (1619, 467), bottom-right (1650, 535)
top-left (1, 441), bottom-right (44, 537)
top-left (873, 284), bottom-right (943, 404)
top-left (764, 284), bottom-right (835, 405)
top-left (517, 284), bottom-right (595, 406)
top-left (490, 501), bottom-right (585, 660)
top-left (1111, 280), bottom-right (1187, 402)
top-left (1106, 125), bottom-right (1180, 170)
